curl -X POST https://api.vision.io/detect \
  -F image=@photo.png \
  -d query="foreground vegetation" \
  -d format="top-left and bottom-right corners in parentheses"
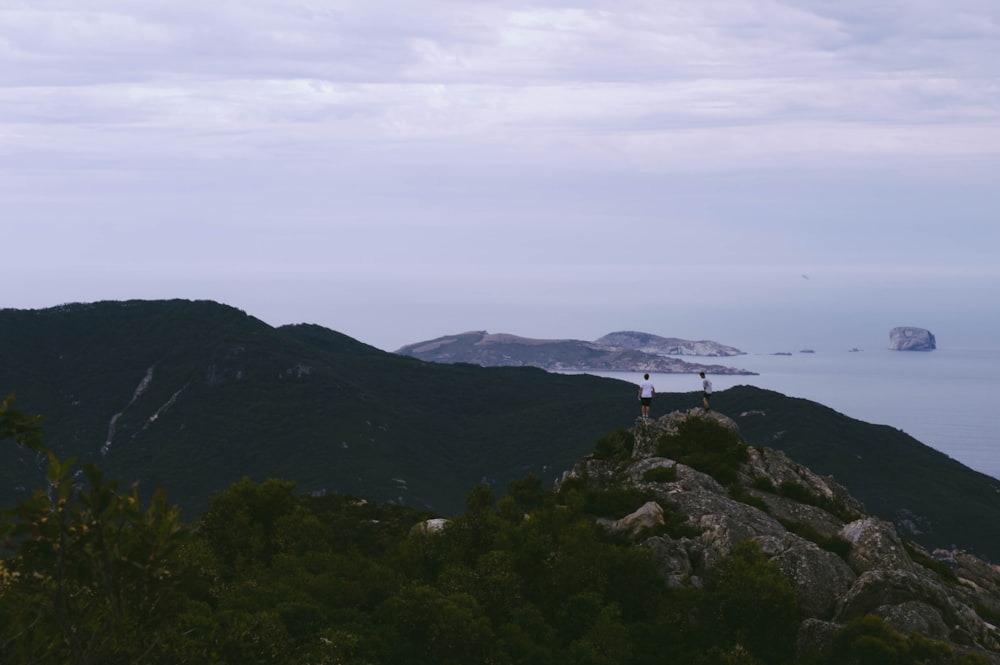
top-left (0, 397), bottom-right (988, 664)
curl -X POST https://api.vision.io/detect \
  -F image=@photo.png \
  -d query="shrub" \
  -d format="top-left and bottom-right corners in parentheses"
top-left (728, 485), bottom-right (771, 514)
top-left (593, 429), bottom-right (635, 461)
top-left (902, 539), bottom-right (958, 583)
top-left (776, 481), bottom-right (860, 523)
top-left (705, 540), bottom-right (799, 664)
top-left (828, 614), bottom-right (960, 665)
top-left (580, 488), bottom-right (652, 519)
top-left (655, 417), bottom-right (749, 486)
top-left (642, 465), bottom-right (678, 483)
top-left (508, 474), bottom-right (546, 513)
top-left (777, 518), bottom-right (851, 559)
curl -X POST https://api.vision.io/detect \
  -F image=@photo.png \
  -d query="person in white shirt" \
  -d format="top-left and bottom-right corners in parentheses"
top-left (638, 373), bottom-right (655, 420)
top-left (700, 372), bottom-right (713, 410)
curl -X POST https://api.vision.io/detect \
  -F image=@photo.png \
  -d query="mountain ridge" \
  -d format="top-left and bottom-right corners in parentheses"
top-left (2, 298), bottom-right (1000, 562)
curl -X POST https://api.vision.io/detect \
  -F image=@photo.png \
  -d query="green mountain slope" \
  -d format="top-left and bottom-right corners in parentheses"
top-left (0, 300), bottom-right (638, 517)
top-left (1, 299), bottom-right (999, 560)
top-left (722, 386), bottom-right (1000, 557)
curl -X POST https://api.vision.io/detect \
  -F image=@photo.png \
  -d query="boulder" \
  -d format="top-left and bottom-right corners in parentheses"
top-left (840, 517), bottom-right (916, 574)
top-left (757, 532), bottom-right (857, 618)
top-left (411, 517), bottom-right (450, 535)
top-left (835, 568), bottom-right (1000, 650)
top-left (598, 500), bottom-right (664, 538)
top-left (889, 326), bottom-right (936, 351)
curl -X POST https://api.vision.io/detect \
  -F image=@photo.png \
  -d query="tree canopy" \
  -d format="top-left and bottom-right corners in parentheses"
top-left (1, 396), bottom-right (984, 664)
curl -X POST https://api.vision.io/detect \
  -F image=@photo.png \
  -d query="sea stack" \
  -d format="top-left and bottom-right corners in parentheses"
top-left (888, 326), bottom-right (936, 351)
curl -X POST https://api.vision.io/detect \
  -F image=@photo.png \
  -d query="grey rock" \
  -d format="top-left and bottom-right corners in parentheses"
top-left (877, 600), bottom-right (951, 640)
top-left (643, 535), bottom-right (698, 587)
top-left (796, 618), bottom-right (841, 660)
top-left (840, 517), bottom-right (916, 574)
top-left (554, 407), bottom-right (1000, 661)
top-left (889, 326), bottom-right (936, 351)
top-left (757, 532), bottom-right (857, 618)
top-left (411, 517), bottom-right (450, 535)
top-left (598, 500), bottom-right (664, 538)
top-left (835, 568), bottom-right (1000, 651)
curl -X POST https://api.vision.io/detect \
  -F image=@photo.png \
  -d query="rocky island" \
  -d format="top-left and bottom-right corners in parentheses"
top-left (889, 326), bottom-right (936, 351)
top-left (395, 330), bottom-right (756, 374)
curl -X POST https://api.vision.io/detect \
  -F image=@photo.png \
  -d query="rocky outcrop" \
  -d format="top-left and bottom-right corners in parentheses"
top-left (395, 330), bottom-right (755, 374)
top-left (889, 326), bottom-right (937, 351)
top-left (556, 409), bottom-right (1000, 662)
top-left (592, 331), bottom-right (744, 357)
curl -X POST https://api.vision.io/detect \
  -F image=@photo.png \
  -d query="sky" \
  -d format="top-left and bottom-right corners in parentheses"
top-left (3, 0), bottom-right (999, 353)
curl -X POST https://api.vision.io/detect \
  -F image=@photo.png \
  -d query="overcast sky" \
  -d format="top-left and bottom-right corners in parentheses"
top-left (3, 1), bottom-right (998, 352)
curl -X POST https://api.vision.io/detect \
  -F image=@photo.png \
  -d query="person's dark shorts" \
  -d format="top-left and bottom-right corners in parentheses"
top-left (641, 397), bottom-right (652, 406)
top-left (703, 392), bottom-right (711, 400)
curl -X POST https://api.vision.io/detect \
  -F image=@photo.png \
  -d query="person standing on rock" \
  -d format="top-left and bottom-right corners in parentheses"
top-left (700, 372), bottom-right (713, 410)
top-left (638, 373), bottom-right (655, 420)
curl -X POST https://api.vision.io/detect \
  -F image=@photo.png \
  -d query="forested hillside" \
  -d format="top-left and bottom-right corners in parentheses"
top-left (2, 299), bottom-right (1000, 560)
top-left (3, 402), bottom-right (996, 665)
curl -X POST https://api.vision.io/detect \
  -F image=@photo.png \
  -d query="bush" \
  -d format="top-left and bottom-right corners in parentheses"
top-left (643, 465), bottom-right (678, 483)
top-left (751, 476), bottom-right (777, 493)
top-left (777, 518), bottom-right (851, 559)
top-left (775, 481), bottom-right (860, 522)
top-left (902, 540), bottom-right (958, 583)
top-left (580, 488), bottom-right (652, 519)
top-left (655, 417), bottom-right (749, 486)
top-left (729, 485), bottom-right (771, 514)
top-left (817, 614), bottom-right (989, 665)
top-left (593, 429), bottom-right (635, 461)
top-left (705, 540), bottom-right (799, 664)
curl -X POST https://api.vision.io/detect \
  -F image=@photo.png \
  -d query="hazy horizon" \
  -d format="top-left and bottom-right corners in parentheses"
top-left (9, 296), bottom-right (994, 358)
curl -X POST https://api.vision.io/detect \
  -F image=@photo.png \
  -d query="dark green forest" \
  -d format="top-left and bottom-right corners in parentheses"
top-left (1, 397), bottom-right (988, 665)
top-left (4, 300), bottom-right (1000, 560)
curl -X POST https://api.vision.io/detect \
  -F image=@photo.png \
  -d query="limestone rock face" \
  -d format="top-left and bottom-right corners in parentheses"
top-left (889, 326), bottom-right (936, 351)
top-left (556, 409), bottom-right (1000, 662)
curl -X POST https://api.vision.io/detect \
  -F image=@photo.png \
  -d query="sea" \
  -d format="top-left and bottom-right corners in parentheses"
top-left (572, 347), bottom-right (1000, 482)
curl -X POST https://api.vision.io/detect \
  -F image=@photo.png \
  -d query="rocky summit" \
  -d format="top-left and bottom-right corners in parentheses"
top-left (890, 326), bottom-right (937, 351)
top-left (557, 409), bottom-right (1000, 663)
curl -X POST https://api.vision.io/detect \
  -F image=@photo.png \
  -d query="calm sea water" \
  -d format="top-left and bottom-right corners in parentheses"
top-left (574, 348), bottom-right (1000, 482)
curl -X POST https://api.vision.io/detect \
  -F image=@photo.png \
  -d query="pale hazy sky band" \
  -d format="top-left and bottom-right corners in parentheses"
top-left (3, 1), bottom-right (998, 351)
